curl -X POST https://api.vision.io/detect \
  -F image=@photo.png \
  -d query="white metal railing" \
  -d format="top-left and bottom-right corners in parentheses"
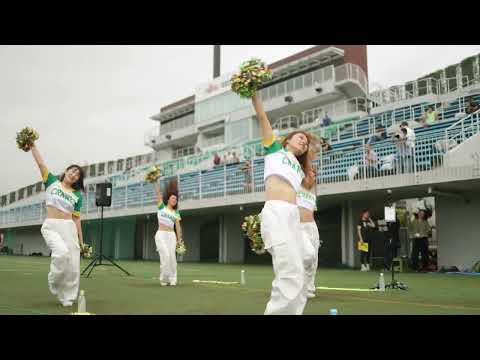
top-left (370, 76), bottom-right (475, 106)
top-left (272, 115), bottom-right (299, 130)
top-left (3, 120), bottom-right (480, 229)
top-left (445, 109), bottom-right (480, 147)
top-left (335, 63), bottom-right (368, 94)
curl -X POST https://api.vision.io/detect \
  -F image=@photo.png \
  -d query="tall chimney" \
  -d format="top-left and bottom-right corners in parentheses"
top-left (213, 45), bottom-right (221, 79)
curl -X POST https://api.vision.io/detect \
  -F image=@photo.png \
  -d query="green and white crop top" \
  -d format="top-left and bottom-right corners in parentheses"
top-left (297, 186), bottom-right (317, 212)
top-left (263, 135), bottom-right (305, 192)
top-left (42, 169), bottom-right (83, 217)
top-left (157, 202), bottom-right (181, 229)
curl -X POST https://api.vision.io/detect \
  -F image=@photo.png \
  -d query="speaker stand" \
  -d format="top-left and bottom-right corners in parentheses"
top-left (81, 205), bottom-right (131, 277)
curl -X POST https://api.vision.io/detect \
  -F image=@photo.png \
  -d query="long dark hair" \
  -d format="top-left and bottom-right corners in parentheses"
top-left (281, 131), bottom-right (314, 176)
top-left (60, 165), bottom-right (85, 192)
top-left (163, 178), bottom-right (179, 210)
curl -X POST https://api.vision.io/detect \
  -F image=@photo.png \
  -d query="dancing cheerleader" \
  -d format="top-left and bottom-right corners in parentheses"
top-left (297, 154), bottom-right (322, 299)
top-left (30, 143), bottom-right (85, 307)
top-left (153, 179), bottom-right (183, 286)
top-left (251, 93), bottom-right (313, 315)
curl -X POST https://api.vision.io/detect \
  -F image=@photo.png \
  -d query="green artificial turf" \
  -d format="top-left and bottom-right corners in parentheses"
top-left (1, 256), bottom-right (479, 315)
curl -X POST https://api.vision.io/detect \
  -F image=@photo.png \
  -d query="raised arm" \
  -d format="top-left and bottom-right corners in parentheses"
top-left (30, 144), bottom-right (48, 180)
top-left (154, 182), bottom-right (163, 205)
top-left (252, 94), bottom-right (273, 143)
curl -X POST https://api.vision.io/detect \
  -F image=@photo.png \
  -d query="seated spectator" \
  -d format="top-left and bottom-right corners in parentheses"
top-left (319, 137), bottom-right (332, 152)
top-left (213, 152), bottom-right (221, 166)
top-left (232, 152), bottom-right (240, 164)
top-left (466, 98), bottom-right (479, 114)
top-left (321, 112), bottom-right (332, 127)
top-left (368, 124), bottom-right (387, 144)
top-left (422, 106), bottom-right (438, 127)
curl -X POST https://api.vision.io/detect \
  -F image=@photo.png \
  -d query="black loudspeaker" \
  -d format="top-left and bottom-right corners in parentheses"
top-left (95, 182), bottom-right (112, 207)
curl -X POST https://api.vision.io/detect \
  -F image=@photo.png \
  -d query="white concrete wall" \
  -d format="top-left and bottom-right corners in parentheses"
top-left (444, 133), bottom-right (480, 168)
top-left (9, 226), bottom-right (48, 256)
top-left (436, 192), bottom-right (480, 270)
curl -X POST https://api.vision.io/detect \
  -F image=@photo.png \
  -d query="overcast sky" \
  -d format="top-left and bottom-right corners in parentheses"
top-left (1, 45), bottom-right (480, 195)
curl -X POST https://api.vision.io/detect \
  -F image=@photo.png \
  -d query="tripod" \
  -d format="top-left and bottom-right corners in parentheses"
top-left (81, 205), bottom-right (131, 278)
top-left (385, 257), bottom-right (408, 290)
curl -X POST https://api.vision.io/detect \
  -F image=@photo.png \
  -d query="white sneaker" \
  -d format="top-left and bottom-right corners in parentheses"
top-left (360, 264), bottom-right (367, 272)
top-left (160, 282), bottom-right (168, 286)
top-left (61, 301), bottom-right (73, 307)
top-left (307, 292), bottom-right (316, 299)
top-left (366, 264), bottom-right (371, 271)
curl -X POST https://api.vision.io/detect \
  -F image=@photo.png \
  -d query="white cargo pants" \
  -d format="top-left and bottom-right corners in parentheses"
top-left (40, 219), bottom-right (80, 306)
top-left (155, 230), bottom-right (177, 285)
top-left (300, 222), bottom-right (320, 295)
top-left (261, 200), bottom-right (307, 315)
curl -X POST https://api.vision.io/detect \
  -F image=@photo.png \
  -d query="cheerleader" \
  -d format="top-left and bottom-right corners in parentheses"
top-left (30, 143), bottom-right (85, 307)
top-left (153, 179), bottom-right (183, 286)
top-left (251, 93), bottom-right (313, 315)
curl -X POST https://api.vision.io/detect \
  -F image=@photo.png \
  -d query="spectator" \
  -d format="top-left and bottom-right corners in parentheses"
top-left (400, 121), bottom-right (415, 142)
top-left (232, 152), bottom-right (240, 164)
top-left (368, 124), bottom-right (387, 144)
top-left (241, 160), bottom-right (252, 193)
top-left (408, 209), bottom-right (432, 272)
top-left (321, 112), bottom-right (332, 127)
top-left (213, 152), bottom-right (221, 166)
top-left (319, 137), bottom-right (332, 152)
top-left (422, 106), bottom-right (438, 127)
top-left (364, 144), bottom-right (378, 178)
top-left (357, 209), bottom-right (376, 272)
top-left (393, 128), bottom-right (414, 173)
top-left (466, 98), bottom-right (479, 114)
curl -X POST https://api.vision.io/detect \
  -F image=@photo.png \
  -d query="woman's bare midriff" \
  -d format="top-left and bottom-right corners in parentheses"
top-left (299, 207), bottom-right (315, 223)
top-left (265, 176), bottom-right (297, 204)
top-left (158, 224), bottom-right (175, 232)
top-left (46, 206), bottom-right (72, 220)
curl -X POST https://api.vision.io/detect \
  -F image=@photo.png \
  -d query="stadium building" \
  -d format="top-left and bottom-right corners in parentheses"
top-left (1, 45), bottom-right (480, 271)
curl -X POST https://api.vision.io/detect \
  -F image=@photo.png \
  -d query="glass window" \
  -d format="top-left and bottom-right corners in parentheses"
top-left (18, 188), bottom-right (24, 200)
top-left (295, 76), bottom-right (303, 90)
top-left (269, 85), bottom-right (277, 98)
top-left (277, 82), bottom-right (285, 96)
top-left (35, 182), bottom-right (42, 193)
top-left (9, 192), bottom-right (16, 203)
top-left (135, 156), bottom-right (142, 167)
top-left (314, 69), bottom-right (323, 83)
top-left (1, 195), bottom-right (6, 206)
top-left (324, 67), bottom-right (333, 81)
top-left (98, 163), bottom-right (105, 176)
top-left (145, 154), bottom-right (152, 164)
top-left (126, 158), bottom-right (133, 170)
top-left (304, 72), bottom-right (313, 87)
top-left (81, 166), bottom-right (88, 179)
top-left (89, 164), bottom-right (96, 177)
top-left (286, 79), bottom-right (294, 93)
top-left (117, 160), bottom-right (124, 172)
top-left (107, 161), bottom-right (114, 174)
top-left (27, 186), bottom-right (33, 197)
